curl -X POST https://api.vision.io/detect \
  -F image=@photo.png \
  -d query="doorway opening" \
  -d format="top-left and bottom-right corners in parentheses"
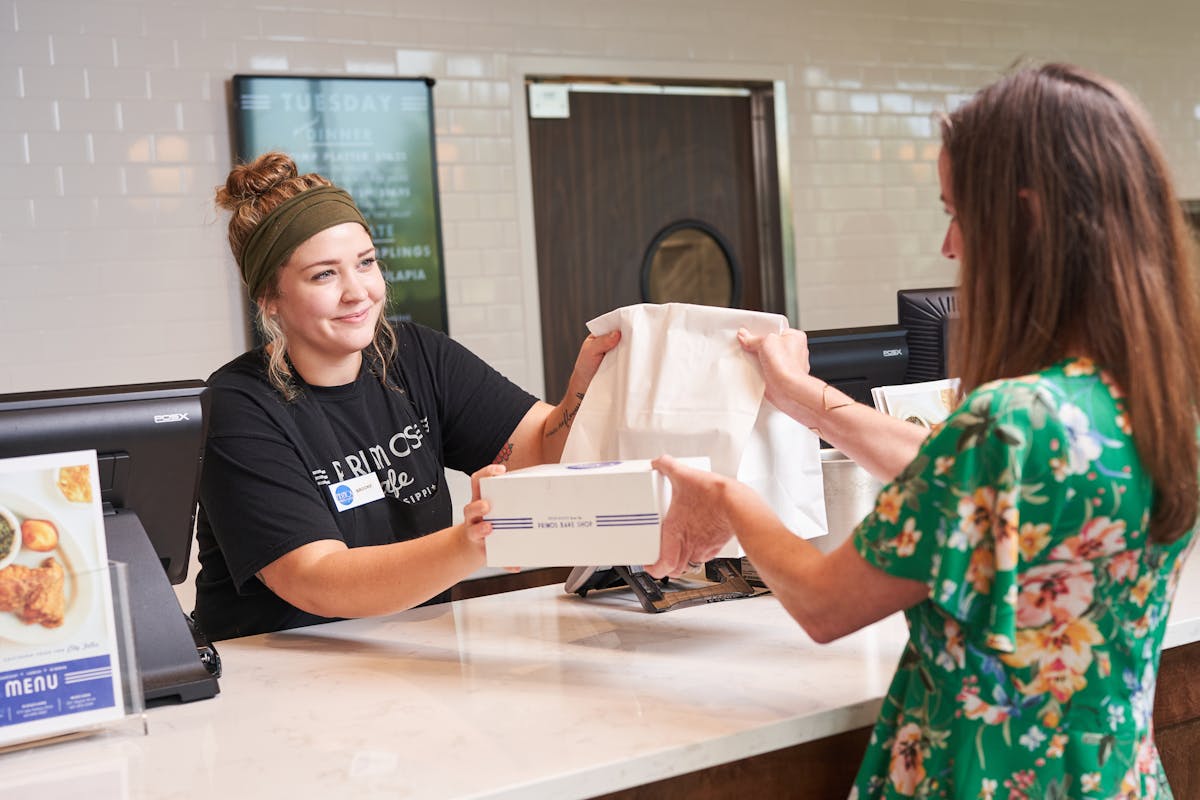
top-left (526, 77), bottom-right (793, 397)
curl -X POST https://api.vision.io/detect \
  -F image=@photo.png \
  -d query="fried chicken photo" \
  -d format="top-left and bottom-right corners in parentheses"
top-left (0, 557), bottom-right (66, 628)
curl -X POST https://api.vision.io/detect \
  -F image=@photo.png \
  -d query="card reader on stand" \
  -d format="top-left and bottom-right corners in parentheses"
top-left (564, 559), bottom-right (765, 613)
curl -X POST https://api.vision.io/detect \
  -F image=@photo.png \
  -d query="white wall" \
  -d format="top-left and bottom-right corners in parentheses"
top-left (3, 0), bottom-right (1200, 398)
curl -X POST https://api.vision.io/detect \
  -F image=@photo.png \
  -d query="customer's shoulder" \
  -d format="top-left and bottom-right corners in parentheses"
top-left (953, 358), bottom-right (1122, 444)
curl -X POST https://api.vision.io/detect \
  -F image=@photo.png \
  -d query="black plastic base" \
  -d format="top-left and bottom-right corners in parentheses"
top-left (103, 509), bottom-right (219, 705)
top-left (567, 559), bottom-right (759, 613)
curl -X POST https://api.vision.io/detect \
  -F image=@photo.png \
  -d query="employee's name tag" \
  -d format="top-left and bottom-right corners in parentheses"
top-left (328, 472), bottom-right (385, 512)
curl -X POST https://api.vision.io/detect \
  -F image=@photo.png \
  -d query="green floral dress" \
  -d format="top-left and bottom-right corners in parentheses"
top-left (850, 359), bottom-right (1195, 799)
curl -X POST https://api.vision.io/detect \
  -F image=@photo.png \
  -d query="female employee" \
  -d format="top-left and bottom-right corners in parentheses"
top-left (649, 63), bottom-right (1200, 797)
top-left (194, 152), bottom-right (618, 641)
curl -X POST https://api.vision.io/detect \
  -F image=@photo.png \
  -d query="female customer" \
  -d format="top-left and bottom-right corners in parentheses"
top-left (194, 152), bottom-right (618, 641)
top-left (649, 63), bottom-right (1200, 798)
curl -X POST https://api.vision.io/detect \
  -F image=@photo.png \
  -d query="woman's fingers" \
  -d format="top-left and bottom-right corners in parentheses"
top-left (470, 463), bottom-right (506, 502)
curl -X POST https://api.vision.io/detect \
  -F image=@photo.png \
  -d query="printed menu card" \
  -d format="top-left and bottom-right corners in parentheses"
top-left (871, 378), bottom-right (962, 430)
top-left (0, 450), bottom-right (125, 749)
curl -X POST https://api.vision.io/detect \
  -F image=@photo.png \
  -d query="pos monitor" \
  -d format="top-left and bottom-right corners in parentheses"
top-left (806, 325), bottom-right (910, 406)
top-left (0, 381), bottom-right (219, 705)
top-left (897, 287), bottom-right (959, 382)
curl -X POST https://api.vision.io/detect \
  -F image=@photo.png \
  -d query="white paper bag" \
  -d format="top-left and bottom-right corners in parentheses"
top-left (562, 303), bottom-right (828, 547)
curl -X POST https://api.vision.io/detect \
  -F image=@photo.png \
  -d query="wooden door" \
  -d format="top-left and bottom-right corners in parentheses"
top-left (528, 85), bottom-right (784, 398)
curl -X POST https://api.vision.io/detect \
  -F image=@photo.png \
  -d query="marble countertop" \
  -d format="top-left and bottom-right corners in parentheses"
top-left (8, 553), bottom-right (1200, 800)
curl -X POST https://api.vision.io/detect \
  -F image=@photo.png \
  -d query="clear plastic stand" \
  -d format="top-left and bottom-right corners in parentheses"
top-left (109, 560), bottom-right (148, 732)
top-left (0, 560), bottom-right (148, 754)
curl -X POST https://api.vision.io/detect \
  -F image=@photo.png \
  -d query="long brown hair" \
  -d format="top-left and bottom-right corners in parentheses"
top-left (941, 63), bottom-right (1200, 543)
top-left (215, 152), bottom-right (396, 400)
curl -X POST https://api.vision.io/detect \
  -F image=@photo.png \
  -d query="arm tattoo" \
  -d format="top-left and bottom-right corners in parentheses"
top-left (492, 442), bottom-right (514, 465)
top-left (544, 392), bottom-right (585, 439)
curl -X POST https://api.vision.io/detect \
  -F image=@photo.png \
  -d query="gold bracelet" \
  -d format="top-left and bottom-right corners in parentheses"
top-left (822, 382), bottom-right (855, 411)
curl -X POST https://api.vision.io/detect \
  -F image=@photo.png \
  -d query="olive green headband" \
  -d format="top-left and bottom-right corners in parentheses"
top-left (239, 185), bottom-right (370, 301)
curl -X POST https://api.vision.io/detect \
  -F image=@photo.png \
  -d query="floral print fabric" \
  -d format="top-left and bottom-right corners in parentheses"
top-left (850, 359), bottom-right (1194, 799)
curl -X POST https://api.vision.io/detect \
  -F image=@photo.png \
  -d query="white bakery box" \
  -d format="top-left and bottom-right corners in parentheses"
top-left (480, 458), bottom-right (709, 568)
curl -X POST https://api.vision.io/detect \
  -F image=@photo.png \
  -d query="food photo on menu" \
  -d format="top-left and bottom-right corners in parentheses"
top-left (0, 451), bottom-right (126, 750)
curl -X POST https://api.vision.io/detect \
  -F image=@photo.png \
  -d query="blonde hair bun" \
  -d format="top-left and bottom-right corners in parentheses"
top-left (216, 152), bottom-right (302, 211)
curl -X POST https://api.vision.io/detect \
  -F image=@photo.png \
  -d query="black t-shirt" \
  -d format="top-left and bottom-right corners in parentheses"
top-left (193, 323), bottom-right (537, 640)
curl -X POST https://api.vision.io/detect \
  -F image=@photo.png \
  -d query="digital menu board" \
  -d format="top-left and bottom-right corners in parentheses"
top-left (232, 75), bottom-right (447, 333)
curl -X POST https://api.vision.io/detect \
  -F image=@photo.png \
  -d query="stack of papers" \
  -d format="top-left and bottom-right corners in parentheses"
top-left (871, 378), bottom-right (962, 430)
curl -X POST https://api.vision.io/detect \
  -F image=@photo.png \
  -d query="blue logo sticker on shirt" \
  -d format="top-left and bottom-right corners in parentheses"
top-left (327, 472), bottom-right (386, 512)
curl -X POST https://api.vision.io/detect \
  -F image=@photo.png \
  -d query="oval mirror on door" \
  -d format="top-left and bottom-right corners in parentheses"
top-left (641, 220), bottom-right (742, 307)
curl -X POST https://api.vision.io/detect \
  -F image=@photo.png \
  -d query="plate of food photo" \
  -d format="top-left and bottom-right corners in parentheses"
top-left (0, 490), bottom-right (100, 646)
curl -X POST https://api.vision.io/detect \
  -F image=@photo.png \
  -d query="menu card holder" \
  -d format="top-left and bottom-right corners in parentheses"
top-left (0, 560), bottom-right (146, 753)
top-left (108, 561), bottom-right (146, 720)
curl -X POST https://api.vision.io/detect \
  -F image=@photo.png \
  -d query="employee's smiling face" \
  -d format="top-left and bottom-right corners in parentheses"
top-left (263, 221), bottom-right (385, 383)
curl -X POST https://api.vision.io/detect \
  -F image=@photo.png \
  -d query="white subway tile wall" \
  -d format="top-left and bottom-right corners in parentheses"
top-left (2, 0), bottom-right (1200, 399)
